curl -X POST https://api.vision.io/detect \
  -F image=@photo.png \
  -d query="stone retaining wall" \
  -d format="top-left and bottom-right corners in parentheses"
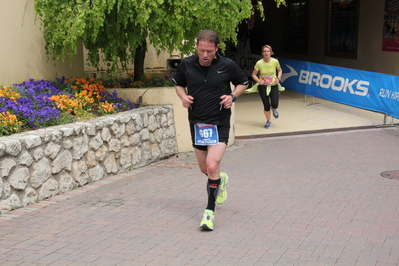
top-left (0, 105), bottom-right (177, 213)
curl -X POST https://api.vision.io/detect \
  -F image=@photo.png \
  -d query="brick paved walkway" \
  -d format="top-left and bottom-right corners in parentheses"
top-left (1, 127), bottom-right (399, 265)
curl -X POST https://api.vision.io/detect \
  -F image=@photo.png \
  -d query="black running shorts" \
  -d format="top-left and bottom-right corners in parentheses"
top-left (190, 123), bottom-right (230, 151)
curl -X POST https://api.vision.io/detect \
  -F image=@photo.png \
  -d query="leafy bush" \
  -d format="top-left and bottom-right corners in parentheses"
top-left (0, 77), bottom-right (135, 137)
top-left (102, 72), bottom-right (174, 88)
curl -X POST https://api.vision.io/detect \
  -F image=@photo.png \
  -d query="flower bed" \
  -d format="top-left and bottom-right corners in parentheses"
top-left (0, 74), bottom-right (179, 213)
top-left (0, 77), bottom-right (135, 137)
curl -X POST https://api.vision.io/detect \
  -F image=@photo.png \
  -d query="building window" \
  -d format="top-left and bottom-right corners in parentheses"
top-left (325, 0), bottom-right (359, 58)
top-left (284, 0), bottom-right (309, 54)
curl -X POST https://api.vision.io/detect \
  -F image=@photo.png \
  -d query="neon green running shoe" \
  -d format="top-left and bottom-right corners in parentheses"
top-left (216, 172), bottom-right (229, 204)
top-left (199, 209), bottom-right (214, 231)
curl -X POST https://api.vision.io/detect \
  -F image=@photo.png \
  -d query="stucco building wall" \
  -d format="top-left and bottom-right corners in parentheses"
top-left (0, 0), bottom-right (84, 86)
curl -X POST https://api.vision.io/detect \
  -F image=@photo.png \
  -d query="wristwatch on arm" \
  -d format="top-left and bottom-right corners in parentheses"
top-left (230, 94), bottom-right (237, 102)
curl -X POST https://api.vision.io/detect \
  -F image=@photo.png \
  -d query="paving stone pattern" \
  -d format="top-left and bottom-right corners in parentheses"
top-left (0, 127), bottom-right (399, 266)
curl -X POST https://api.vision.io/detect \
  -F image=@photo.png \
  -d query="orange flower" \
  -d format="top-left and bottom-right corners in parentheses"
top-left (0, 87), bottom-right (21, 103)
top-left (0, 111), bottom-right (22, 135)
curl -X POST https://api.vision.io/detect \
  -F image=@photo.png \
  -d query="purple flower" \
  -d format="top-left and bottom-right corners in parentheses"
top-left (100, 90), bottom-right (135, 112)
top-left (1, 77), bottom-right (135, 135)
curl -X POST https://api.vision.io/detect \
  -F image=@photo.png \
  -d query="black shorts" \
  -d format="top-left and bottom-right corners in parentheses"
top-left (190, 123), bottom-right (230, 151)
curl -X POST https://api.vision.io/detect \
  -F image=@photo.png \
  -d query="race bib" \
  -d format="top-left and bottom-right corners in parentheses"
top-left (262, 75), bottom-right (274, 85)
top-left (194, 123), bottom-right (219, 146)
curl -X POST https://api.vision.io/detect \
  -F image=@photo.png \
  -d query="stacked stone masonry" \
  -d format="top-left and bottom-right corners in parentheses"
top-left (0, 105), bottom-right (177, 213)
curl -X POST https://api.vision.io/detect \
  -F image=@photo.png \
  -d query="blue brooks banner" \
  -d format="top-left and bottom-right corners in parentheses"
top-left (279, 58), bottom-right (399, 119)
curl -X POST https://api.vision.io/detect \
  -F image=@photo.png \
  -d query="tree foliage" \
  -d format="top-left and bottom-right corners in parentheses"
top-left (34, 0), bottom-right (285, 77)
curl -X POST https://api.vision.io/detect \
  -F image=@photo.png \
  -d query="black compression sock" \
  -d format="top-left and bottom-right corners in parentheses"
top-left (206, 178), bottom-right (221, 212)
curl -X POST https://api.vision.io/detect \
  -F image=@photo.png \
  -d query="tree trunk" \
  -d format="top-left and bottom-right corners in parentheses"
top-left (134, 40), bottom-right (147, 82)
